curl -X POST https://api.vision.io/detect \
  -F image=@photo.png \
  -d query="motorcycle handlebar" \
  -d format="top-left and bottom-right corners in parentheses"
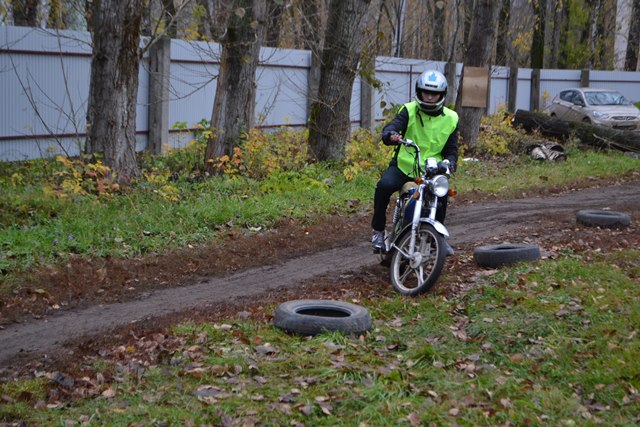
top-left (398, 138), bottom-right (418, 149)
top-left (398, 138), bottom-right (451, 176)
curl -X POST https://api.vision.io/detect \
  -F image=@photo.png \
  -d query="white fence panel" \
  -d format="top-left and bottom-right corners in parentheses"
top-left (255, 46), bottom-right (310, 128)
top-left (489, 66), bottom-right (509, 112)
top-left (590, 70), bottom-right (640, 102)
top-left (538, 69), bottom-right (583, 109)
top-left (2, 25), bottom-right (640, 162)
top-left (373, 57), bottom-right (448, 123)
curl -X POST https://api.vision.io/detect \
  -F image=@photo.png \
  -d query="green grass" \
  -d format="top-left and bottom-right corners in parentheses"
top-left (455, 147), bottom-right (639, 197)
top-left (1, 138), bottom-right (639, 424)
top-left (2, 249), bottom-right (638, 425)
top-left (1, 146), bottom-right (639, 291)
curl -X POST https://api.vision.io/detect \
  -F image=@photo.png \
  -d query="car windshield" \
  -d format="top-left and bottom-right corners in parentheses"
top-left (584, 91), bottom-right (630, 106)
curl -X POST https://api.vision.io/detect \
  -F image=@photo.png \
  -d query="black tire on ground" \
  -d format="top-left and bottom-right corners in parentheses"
top-left (273, 299), bottom-right (372, 336)
top-left (473, 244), bottom-right (541, 268)
top-left (576, 210), bottom-right (631, 228)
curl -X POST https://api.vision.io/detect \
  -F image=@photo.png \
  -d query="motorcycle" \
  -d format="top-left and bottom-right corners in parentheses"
top-left (376, 138), bottom-right (453, 296)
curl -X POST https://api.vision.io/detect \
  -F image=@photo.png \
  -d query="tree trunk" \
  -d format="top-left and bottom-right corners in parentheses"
top-left (86, 0), bottom-right (143, 182)
top-left (512, 109), bottom-right (640, 152)
top-left (11, 0), bottom-right (39, 27)
top-left (205, 0), bottom-right (267, 174)
top-left (307, 0), bottom-right (372, 162)
top-left (299, 0), bottom-right (324, 110)
top-left (588, 0), bottom-right (602, 68)
top-left (264, 0), bottom-right (286, 47)
top-left (12, 0), bottom-right (39, 26)
top-left (548, 0), bottom-right (565, 68)
top-left (635, 0), bottom-right (640, 71)
top-left (391, 0), bottom-right (407, 57)
top-left (496, 0), bottom-right (511, 65)
top-left (455, 0), bottom-right (501, 152)
top-left (614, 0), bottom-right (633, 70)
top-left (445, 0), bottom-right (465, 63)
top-left (531, 0), bottom-right (546, 68)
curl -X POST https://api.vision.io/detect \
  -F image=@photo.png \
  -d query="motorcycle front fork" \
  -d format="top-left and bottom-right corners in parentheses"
top-left (389, 194), bottom-right (437, 256)
top-left (407, 195), bottom-right (439, 257)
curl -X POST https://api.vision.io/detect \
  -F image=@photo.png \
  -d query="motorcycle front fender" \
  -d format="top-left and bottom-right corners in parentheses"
top-left (390, 218), bottom-right (449, 249)
top-left (419, 218), bottom-right (449, 237)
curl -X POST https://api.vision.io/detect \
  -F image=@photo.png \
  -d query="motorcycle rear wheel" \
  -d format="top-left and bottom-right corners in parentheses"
top-left (390, 223), bottom-right (446, 296)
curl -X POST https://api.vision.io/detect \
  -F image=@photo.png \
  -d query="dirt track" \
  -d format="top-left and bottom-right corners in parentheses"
top-left (0, 181), bottom-right (638, 368)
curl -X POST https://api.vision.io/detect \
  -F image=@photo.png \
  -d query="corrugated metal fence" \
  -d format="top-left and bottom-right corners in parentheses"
top-left (2, 25), bottom-right (640, 162)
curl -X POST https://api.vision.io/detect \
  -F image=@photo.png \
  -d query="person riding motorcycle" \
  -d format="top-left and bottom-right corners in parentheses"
top-left (371, 69), bottom-right (459, 255)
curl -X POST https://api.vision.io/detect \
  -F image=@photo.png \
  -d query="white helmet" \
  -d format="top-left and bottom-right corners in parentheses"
top-left (415, 70), bottom-right (447, 113)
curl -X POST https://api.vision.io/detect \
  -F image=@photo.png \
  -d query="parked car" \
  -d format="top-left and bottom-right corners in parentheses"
top-left (546, 88), bottom-right (640, 131)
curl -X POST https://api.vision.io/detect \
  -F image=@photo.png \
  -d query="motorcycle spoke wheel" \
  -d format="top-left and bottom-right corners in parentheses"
top-left (390, 223), bottom-right (446, 296)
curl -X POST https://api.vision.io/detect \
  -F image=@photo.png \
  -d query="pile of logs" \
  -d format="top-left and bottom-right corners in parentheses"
top-left (512, 109), bottom-right (640, 153)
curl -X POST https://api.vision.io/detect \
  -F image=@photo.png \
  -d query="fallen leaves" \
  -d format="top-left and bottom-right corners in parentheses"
top-left (195, 385), bottom-right (231, 404)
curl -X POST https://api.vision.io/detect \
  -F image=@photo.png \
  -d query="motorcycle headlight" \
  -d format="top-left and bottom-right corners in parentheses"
top-left (431, 175), bottom-right (449, 197)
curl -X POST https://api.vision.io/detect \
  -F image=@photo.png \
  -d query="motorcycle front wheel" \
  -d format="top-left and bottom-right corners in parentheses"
top-left (390, 223), bottom-right (446, 296)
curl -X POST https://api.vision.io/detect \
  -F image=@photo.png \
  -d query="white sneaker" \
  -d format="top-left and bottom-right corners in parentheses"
top-left (371, 230), bottom-right (385, 251)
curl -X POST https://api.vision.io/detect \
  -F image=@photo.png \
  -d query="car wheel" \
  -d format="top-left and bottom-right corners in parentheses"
top-left (473, 244), bottom-right (541, 268)
top-left (273, 299), bottom-right (372, 336)
top-left (576, 210), bottom-right (630, 228)
top-left (582, 117), bottom-right (591, 123)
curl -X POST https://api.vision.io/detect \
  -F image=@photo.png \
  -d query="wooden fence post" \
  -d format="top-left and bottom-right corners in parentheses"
top-left (148, 36), bottom-right (171, 154)
top-left (508, 66), bottom-right (518, 113)
top-left (445, 62), bottom-right (457, 108)
top-left (307, 51), bottom-right (321, 123)
top-left (530, 68), bottom-right (540, 111)
top-left (360, 77), bottom-right (375, 131)
top-left (581, 69), bottom-right (590, 87)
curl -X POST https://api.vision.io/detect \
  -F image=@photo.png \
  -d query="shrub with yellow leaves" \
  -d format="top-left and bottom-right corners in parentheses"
top-left (342, 129), bottom-right (390, 181)
top-left (47, 156), bottom-right (120, 198)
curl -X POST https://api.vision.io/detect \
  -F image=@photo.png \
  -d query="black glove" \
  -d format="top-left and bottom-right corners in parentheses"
top-left (389, 132), bottom-right (402, 145)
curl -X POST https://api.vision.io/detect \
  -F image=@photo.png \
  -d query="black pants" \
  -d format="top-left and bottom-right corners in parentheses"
top-left (371, 164), bottom-right (448, 232)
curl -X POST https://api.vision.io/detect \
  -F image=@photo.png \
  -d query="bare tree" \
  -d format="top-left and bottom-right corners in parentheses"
top-left (307, 0), bottom-right (372, 162)
top-left (455, 0), bottom-right (501, 151)
top-left (205, 0), bottom-right (267, 174)
top-left (391, 0), bottom-right (406, 57)
top-left (430, 0), bottom-right (448, 61)
top-left (297, 0), bottom-right (326, 111)
top-left (444, 0), bottom-right (465, 63)
top-left (85, 0), bottom-right (144, 182)
top-left (298, 0), bottom-right (325, 50)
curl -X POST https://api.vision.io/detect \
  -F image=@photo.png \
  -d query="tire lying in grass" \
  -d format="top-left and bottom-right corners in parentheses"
top-left (576, 210), bottom-right (630, 228)
top-left (473, 244), bottom-right (541, 268)
top-left (273, 299), bottom-right (372, 336)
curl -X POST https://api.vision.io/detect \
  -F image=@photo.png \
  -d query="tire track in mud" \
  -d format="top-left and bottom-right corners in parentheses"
top-left (1, 182), bottom-right (638, 366)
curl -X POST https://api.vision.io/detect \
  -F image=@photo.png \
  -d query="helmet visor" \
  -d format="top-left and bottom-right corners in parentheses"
top-left (418, 90), bottom-right (443, 103)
